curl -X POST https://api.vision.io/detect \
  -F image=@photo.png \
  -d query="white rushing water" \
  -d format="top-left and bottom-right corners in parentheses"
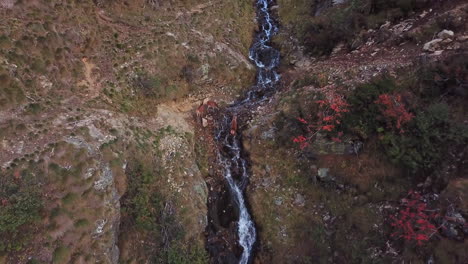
top-left (214, 0), bottom-right (280, 263)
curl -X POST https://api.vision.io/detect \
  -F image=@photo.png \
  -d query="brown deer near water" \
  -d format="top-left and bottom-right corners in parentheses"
top-left (196, 103), bottom-right (207, 118)
top-left (196, 100), bottom-right (219, 124)
top-left (230, 115), bottom-right (237, 135)
top-left (206, 100), bottom-right (219, 109)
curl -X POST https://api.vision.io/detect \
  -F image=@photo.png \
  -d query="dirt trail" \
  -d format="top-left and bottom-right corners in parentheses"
top-left (78, 57), bottom-right (100, 98)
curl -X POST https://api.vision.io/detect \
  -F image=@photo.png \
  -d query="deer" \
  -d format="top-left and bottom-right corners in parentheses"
top-left (196, 99), bottom-right (220, 124)
top-left (196, 103), bottom-right (207, 118)
top-left (195, 103), bottom-right (208, 124)
top-left (206, 100), bottom-right (219, 109)
top-left (230, 115), bottom-right (237, 135)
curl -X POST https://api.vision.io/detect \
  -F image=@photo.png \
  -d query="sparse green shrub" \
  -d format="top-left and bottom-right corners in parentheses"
top-left (340, 74), bottom-right (466, 174)
top-left (274, 110), bottom-right (309, 148)
top-left (0, 170), bottom-right (43, 252)
top-left (30, 58), bottom-right (47, 74)
top-left (25, 103), bottom-right (42, 115)
top-left (62, 192), bottom-right (78, 206)
top-left (187, 54), bottom-right (200, 63)
top-left (121, 161), bottom-right (162, 232)
top-left (297, 0), bottom-right (437, 56)
top-left (302, 6), bottom-right (362, 55)
top-left (52, 246), bottom-right (70, 264)
top-left (0, 34), bottom-right (10, 49)
top-left (292, 76), bottom-right (319, 89)
top-left (381, 103), bottom-right (468, 172)
top-left (74, 218), bottom-right (90, 228)
top-left (133, 72), bottom-right (165, 98)
top-left (342, 77), bottom-right (398, 138)
top-left (416, 55), bottom-right (468, 101)
top-left (155, 244), bottom-right (209, 264)
top-left (0, 71), bottom-right (25, 110)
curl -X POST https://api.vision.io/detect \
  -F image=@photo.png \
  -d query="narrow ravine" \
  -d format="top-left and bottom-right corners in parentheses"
top-left (206, 0), bottom-right (280, 263)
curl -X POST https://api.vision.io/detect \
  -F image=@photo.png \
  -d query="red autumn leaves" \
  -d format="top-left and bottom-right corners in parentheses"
top-left (375, 93), bottom-right (414, 133)
top-left (390, 191), bottom-right (439, 245)
top-left (315, 89), bottom-right (349, 135)
top-left (292, 85), bottom-right (414, 149)
top-left (292, 87), bottom-right (349, 149)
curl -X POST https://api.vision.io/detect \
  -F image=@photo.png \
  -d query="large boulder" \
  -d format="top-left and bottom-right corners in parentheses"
top-left (423, 39), bottom-right (443, 52)
top-left (437, 29), bottom-right (455, 39)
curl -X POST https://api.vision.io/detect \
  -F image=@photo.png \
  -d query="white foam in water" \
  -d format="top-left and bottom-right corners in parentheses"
top-left (215, 0), bottom-right (280, 263)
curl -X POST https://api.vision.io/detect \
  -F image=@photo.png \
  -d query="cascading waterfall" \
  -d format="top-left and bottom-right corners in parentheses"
top-left (206, 0), bottom-right (279, 263)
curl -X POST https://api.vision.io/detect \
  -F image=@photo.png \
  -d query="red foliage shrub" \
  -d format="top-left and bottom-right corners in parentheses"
top-left (292, 135), bottom-right (309, 149)
top-left (390, 191), bottom-right (440, 245)
top-left (375, 93), bottom-right (414, 133)
top-left (292, 86), bottom-right (349, 148)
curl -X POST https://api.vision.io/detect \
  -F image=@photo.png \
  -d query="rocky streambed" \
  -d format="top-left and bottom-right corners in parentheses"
top-left (205, 0), bottom-right (280, 263)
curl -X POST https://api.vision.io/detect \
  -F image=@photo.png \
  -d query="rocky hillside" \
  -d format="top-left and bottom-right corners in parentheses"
top-left (1, 0), bottom-right (467, 264)
top-left (0, 0), bottom-right (255, 263)
top-left (243, 0), bottom-right (468, 263)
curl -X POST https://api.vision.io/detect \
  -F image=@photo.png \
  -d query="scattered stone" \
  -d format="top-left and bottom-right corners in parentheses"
top-left (94, 219), bottom-right (107, 236)
top-left (294, 194), bottom-right (305, 207)
top-left (202, 118), bottom-right (208, 127)
top-left (260, 128), bottom-right (275, 140)
top-left (427, 255), bottom-right (435, 264)
top-left (423, 39), bottom-right (443, 52)
top-left (441, 210), bottom-right (467, 240)
top-left (452, 42), bottom-right (462, 50)
top-left (457, 35), bottom-right (468, 42)
top-left (437, 29), bottom-right (454, 39)
top-left (331, 43), bottom-right (345, 56)
top-left (442, 38), bottom-right (453, 44)
top-left (332, 0), bottom-right (348, 5)
top-left (446, 211), bottom-right (465, 225)
top-left (261, 177), bottom-right (274, 188)
top-left (94, 165), bottom-right (113, 191)
top-left (391, 21), bottom-right (413, 36)
top-left (317, 168), bottom-right (330, 181)
top-left (419, 10), bottom-right (429, 19)
top-left (380, 21), bottom-right (391, 30)
top-left (433, 50), bottom-right (443, 56)
top-left (441, 223), bottom-right (459, 239)
top-left (274, 197), bottom-right (283, 206)
top-left (351, 140), bottom-right (363, 154)
top-left (295, 58), bottom-right (312, 68)
top-left (84, 167), bottom-right (95, 179)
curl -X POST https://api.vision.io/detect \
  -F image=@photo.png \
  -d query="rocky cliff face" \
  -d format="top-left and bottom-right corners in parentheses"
top-left (0, 0), bottom-right (255, 263)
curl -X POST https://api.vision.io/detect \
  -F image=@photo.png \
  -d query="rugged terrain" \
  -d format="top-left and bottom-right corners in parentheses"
top-left (0, 0), bottom-right (255, 263)
top-left (243, 0), bottom-right (468, 263)
top-left (0, 0), bottom-right (467, 264)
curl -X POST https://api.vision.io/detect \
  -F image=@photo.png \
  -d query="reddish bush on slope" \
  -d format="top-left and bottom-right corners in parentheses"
top-left (375, 93), bottom-right (414, 133)
top-left (390, 191), bottom-right (440, 245)
top-left (292, 86), bottom-right (349, 149)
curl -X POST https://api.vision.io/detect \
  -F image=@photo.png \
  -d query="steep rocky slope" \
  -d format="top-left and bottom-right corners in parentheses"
top-left (0, 0), bottom-right (256, 263)
top-left (243, 0), bottom-right (468, 263)
top-left (1, 0), bottom-right (467, 264)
